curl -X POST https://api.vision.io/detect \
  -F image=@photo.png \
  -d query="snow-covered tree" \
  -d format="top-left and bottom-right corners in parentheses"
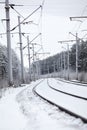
top-left (0, 44), bottom-right (21, 87)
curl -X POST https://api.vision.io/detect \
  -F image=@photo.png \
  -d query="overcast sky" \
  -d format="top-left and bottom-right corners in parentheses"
top-left (0, 0), bottom-right (87, 67)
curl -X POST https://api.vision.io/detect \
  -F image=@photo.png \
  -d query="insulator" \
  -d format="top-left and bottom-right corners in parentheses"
top-left (12, 34), bottom-right (13, 37)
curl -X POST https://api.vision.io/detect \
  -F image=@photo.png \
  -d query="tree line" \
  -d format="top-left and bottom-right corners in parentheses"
top-left (38, 40), bottom-right (87, 81)
top-left (0, 44), bottom-right (29, 88)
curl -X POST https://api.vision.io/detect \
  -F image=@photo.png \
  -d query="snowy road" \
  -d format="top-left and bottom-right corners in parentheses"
top-left (0, 79), bottom-right (87, 130)
top-left (35, 78), bottom-right (87, 121)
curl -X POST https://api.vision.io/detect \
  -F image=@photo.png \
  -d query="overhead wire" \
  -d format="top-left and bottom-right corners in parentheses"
top-left (10, 4), bottom-right (25, 19)
top-left (22, 0), bottom-right (45, 55)
top-left (11, 5), bottom-right (42, 31)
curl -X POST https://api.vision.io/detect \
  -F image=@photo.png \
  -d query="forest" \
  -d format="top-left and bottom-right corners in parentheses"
top-left (0, 44), bottom-right (28, 88)
top-left (38, 40), bottom-right (87, 82)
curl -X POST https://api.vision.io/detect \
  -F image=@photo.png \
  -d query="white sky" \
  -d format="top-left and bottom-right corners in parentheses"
top-left (0, 0), bottom-right (87, 67)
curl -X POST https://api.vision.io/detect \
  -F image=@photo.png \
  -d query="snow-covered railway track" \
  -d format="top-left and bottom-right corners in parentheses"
top-left (34, 78), bottom-right (87, 123)
top-left (56, 78), bottom-right (87, 87)
top-left (48, 78), bottom-right (87, 100)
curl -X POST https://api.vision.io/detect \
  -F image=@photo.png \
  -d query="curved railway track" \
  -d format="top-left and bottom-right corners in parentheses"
top-left (56, 78), bottom-right (87, 87)
top-left (48, 78), bottom-right (87, 100)
top-left (33, 78), bottom-right (87, 123)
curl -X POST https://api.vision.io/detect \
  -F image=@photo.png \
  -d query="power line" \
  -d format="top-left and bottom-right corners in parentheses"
top-left (9, 4), bottom-right (39, 7)
top-left (11, 5), bottom-right (42, 31)
top-left (9, 4), bottom-right (25, 19)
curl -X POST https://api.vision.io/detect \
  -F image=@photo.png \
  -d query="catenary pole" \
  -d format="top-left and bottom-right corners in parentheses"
top-left (60, 52), bottom-right (63, 77)
top-left (27, 36), bottom-right (31, 82)
top-left (18, 16), bottom-right (24, 83)
top-left (32, 43), bottom-right (35, 81)
top-left (67, 44), bottom-right (69, 80)
top-left (5, 0), bottom-right (13, 86)
top-left (76, 33), bottom-right (79, 80)
top-left (63, 49), bottom-right (66, 78)
top-left (69, 32), bottom-right (79, 80)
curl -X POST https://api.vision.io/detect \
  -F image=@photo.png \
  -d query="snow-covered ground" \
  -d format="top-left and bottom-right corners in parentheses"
top-left (0, 79), bottom-right (87, 130)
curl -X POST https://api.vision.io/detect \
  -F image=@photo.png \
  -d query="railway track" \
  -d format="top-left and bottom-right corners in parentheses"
top-left (33, 78), bottom-right (87, 123)
top-left (56, 78), bottom-right (87, 87)
top-left (48, 78), bottom-right (87, 100)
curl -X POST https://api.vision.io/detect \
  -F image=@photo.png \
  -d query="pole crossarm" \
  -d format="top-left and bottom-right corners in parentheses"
top-left (31, 43), bottom-right (42, 46)
top-left (35, 52), bottom-right (50, 55)
top-left (58, 40), bottom-right (76, 43)
top-left (70, 16), bottom-right (87, 20)
top-left (0, 32), bottom-right (19, 35)
top-left (11, 5), bottom-right (42, 31)
top-left (0, 32), bottom-right (30, 36)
